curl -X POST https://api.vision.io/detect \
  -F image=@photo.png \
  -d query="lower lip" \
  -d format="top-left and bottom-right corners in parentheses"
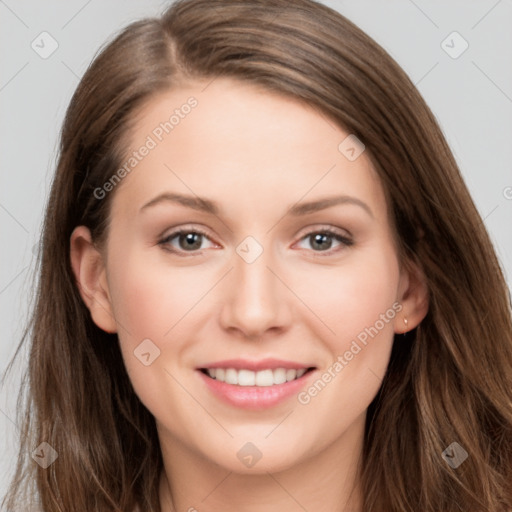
top-left (197, 369), bottom-right (315, 410)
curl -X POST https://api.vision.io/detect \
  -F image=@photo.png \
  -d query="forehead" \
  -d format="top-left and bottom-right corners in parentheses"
top-left (110, 77), bottom-right (386, 222)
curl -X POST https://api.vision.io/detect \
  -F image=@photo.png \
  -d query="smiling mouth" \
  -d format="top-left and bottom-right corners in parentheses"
top-left (199, 367), bottom-right (316, 386)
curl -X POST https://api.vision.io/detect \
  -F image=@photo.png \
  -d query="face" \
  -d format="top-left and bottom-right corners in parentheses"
top-left (73, 77), bottom-right (422, 475)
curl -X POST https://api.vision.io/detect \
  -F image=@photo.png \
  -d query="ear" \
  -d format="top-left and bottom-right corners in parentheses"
top-left (69, 225), bottom-right (117, 334)
top-left (394, 258), bottom-right (429, 334)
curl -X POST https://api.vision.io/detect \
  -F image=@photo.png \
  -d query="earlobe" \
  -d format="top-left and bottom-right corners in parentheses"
top-left (394, 260), bottom-right (429, 335)
top-left (69, 226), bottom-right (117, 334)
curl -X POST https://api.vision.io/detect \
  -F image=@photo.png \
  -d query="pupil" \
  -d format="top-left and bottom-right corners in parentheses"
top-left (312, 233), bottom-right (331, 251)
top-left (180, 232), bottom-right (202, 250)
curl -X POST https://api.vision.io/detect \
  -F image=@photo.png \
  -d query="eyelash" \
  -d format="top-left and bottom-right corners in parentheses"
top-left (157, 226), bottom-right (354, 257)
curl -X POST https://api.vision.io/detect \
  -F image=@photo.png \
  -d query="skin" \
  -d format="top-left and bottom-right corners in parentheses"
top-left (70, 77), bottom-right (429, 512)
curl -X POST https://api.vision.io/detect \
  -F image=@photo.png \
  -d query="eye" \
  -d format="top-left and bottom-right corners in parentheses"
top-left (158, 227), bottom-right (216, 255)
top-left (158, 225), bottom-right (353, 257)
top-left (295, 227), bottom-right (353, 255)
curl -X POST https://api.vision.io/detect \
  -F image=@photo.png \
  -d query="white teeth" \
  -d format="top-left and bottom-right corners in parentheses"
top-left (205, 367), bottom-right (309, 386)
top-left (285, 369), bottom-right (297, 382)
top-left (255, 369), bottom-right (274, 387)
top-left (225, 368), bottom-right (238, 385)
top-left (238, 369), bottom-right (255, 386)
top-left (273, 368), bottom-right (287, 384)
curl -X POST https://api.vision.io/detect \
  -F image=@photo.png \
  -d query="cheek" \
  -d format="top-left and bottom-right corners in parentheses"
top-left (106, 249), bottom-right (209, 386)
top-left (108, 250), bottom-right (212, 342)
top-left (293, 246), bottom-right (401, 424)
top-left (106, 250), bottom-right (212, 419)
top-left (293, 244), bottom-right (401, 351)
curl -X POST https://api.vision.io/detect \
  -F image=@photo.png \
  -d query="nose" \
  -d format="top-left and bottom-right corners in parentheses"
top-left (219, 243), bottom-right (291, 341)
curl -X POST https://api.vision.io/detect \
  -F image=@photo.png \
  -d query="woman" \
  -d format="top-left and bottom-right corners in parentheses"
top-left (3, 0), bottom-right (512, 510)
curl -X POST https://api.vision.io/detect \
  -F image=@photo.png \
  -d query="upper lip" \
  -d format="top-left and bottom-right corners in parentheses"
top-left (198, 358), bottom-right (315, 371)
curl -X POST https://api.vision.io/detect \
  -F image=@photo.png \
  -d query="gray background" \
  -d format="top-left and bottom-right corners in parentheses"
top-left (1, 0), bottom-right (511, 503)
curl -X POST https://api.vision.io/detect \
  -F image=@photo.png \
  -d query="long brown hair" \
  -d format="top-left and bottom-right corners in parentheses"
top-left (3, 0), bottom-right (512, 510)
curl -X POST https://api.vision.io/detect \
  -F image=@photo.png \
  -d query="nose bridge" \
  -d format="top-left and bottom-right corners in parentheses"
top-left (220, 235), bottom-right (287, 337)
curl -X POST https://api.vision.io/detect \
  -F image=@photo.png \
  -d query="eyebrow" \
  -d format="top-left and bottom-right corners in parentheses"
top-left (140, 192), bottom-right (374, 219)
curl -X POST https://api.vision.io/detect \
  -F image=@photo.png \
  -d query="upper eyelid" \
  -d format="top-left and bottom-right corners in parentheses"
top-left (159, 226), bottom-right (215, 246)
top-left (160, 224), bottom-right (351, 242)
top-left (295, 224), bottom-right (352, 239)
